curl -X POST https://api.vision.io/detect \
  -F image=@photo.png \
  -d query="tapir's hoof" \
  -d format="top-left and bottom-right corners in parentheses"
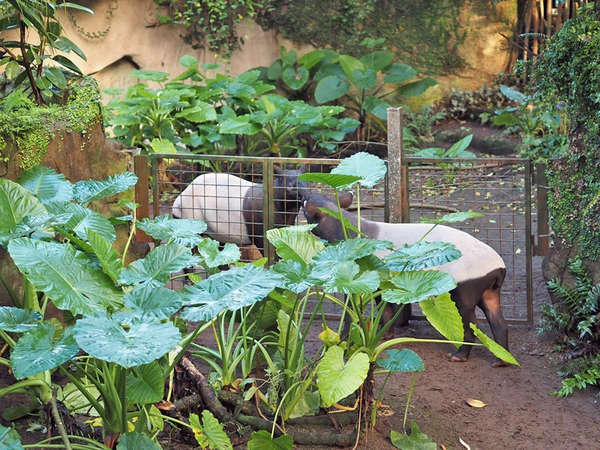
top-left (492, 359), bottom-right (510, 368)
top-left (447, 351), bottom-right (468, 363)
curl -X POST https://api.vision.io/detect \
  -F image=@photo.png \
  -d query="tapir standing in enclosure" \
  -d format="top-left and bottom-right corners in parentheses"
top-left (172, 165), bottom-right (309, 255)
top-left (303, 191), bottom-right (509, 366)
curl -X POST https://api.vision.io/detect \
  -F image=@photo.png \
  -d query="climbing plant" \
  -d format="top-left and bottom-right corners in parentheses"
top-left (522, 6), bottom-right (600, 259)
top-left (153, 0), bottom-right (263, 59)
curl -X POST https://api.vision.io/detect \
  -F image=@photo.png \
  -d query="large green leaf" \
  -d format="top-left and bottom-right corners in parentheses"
top-left (382, 270), bottom-right (457, 304)
top-left (0, 307), bottom-right (42, 332)
top-left (46, 202), bottom-right (116, 243)
top-left (317, 345), bottom-right (369, 407)
top-left (72, 172), bottom-right (138, 203)
top-left (363, 96), bottom-right (392, 120)
top-left (87, 229), bottom-right (123, 283)
top-left (282, 66), bottom-right (309, 90)
top-left (314, 238), bottom-right (392, 265)
top-left (314, 75), bottom-right (350, 103)
top-left (350, 68), bottom-right (377, 90)
top-left (0, 178), bottom-right (47, 237)
top-left (299, 49), bottom-right (325, 69)
top-left (299, 172), bottom-right (361, 189)
top-left (247, 430), bottom-right (294, 450)
top-left (332, 152), bottom-right (387, 188)
top-left (419, 293), bottom-right (464, 344)
top-left (396, 78), bottom-right (438, 98)
top-left (319, 261), bottom-right (380, 294)
top-left (120, 285), bottom-right (182, 322)
top-left (445, 134), bottom-right (474, 158)
top-left (384, 241), bottom-right (462, 272)
top-left (377, 349), bottom-right (424, 373)
top-left (288, 389), bottom-right (320, 419)
top-left (175, 102), bottom-right (217, 122)
top-left (116, 432), bottom-right (162, 450)
top-left (190, 410), bottom-right (233, 450)
top-left (16, 166), bottom-right (73, 204)
top-left (499, 84), bottom-right (526, 105)
top-left (389, 421), bottom-right (437, 450)
top-left (360, 51), bottom-right (393, 71)
top-left (180, 265), bottom-right (282, 322)
top-left (126, 362), bottom-right (165, 404)
top-left (73, 317), bottom-right (181, 368)
top-left (471, 324), bottom-right (519, 366)
top-left (11, 323), bottom-right (79, 379)
top-left (137, 215), bottom-right (207, 248)
top-left (266, 225), bottom-right (324, 264)
top-left (271, 260), bottom-right (315, 293)
top-left (219, 116), bottom-right (262, 135)
top-left (197, 239), bottom-right (240, 268)
top-left (338, 54), bottom-right (364, 79)
top-left (0, 424), bottom-right (24, 450)
top-left (119, 242), bottom-right (200, 287)
top-left (419, 211), bottom-right (484, 225)
top-left (7, 239), bottom-right (123, 316)
top-left (382, 62), bottom-right (417, 84)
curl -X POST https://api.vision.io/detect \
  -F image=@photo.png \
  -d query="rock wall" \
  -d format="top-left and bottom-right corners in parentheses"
top-left (57, 0), bottom-right (516, 99)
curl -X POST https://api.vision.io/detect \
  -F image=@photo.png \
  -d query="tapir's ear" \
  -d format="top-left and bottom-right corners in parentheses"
top-left (273, 165), bottom-right (283, 175)
top-left (339, 191), bottom-right (354, 209)
top-left (298, 164), bottom-right (308, 174)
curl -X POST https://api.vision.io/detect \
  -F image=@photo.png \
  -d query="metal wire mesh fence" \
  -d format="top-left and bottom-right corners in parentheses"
top-left (142, 152), bottom-right (534, 325)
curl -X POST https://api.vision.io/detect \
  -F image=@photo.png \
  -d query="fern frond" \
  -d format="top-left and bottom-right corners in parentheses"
top-left (1, 89), bottom-right (34, 112)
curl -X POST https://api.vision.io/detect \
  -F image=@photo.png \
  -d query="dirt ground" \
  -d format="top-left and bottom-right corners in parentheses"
top-left (3, 122), bottom-right (600, 449)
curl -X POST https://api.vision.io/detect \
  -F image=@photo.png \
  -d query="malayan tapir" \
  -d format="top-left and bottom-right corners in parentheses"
top-left (172, 165), bottom-right (309, 256)
top-left (303, 191), bottom-right (509, 366)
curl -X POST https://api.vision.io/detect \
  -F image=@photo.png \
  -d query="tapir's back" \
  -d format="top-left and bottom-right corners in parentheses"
top-left (172, 173), bottom-right (255, 245)
top-left (370, 221), bottom-right (505, 283)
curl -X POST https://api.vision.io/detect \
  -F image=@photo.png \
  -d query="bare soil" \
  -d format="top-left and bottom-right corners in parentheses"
top-left (3, 122), bottom-right (599, 449)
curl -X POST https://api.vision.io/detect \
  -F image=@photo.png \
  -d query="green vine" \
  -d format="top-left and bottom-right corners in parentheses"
top-left (0, 76), bottom-right (103, 170)
top-left (68, 0), bottom-right (119, 40)
top-left (153, 0), bottom-right (263, 59)
top-left (523, 8), bottom-right (600, 259)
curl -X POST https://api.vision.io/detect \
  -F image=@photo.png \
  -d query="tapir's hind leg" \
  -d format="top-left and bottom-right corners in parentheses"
top-left (478, 287), bottom-right (509, 367)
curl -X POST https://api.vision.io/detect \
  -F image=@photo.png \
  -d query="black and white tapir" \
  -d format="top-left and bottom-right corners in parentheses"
top-left (172, 165), bottom-right (309, 255)
top-left (303, 191), bottom-right (509, 366)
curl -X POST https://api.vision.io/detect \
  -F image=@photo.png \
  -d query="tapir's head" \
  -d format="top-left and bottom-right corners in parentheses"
top-left (302, 191), bottom-right (354, 242)
top-left (274, 164), bottom-right (310, 202)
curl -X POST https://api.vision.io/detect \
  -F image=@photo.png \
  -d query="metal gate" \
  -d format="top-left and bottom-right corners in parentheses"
top-left (135, 113), bottom-right (544, 326)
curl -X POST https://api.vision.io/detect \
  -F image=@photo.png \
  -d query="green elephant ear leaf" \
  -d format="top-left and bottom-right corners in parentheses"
top-left (126, 362), bottom-right (165, 404)
top-left (377, 348), bottom-right (424, 373)
top-left (72, 172), bottom-right (138, 204)
top-left (0, 178), bottom-right (47, 237)
top-left (180, 265), bottom-right (283, 322)
top-left (419, 211), bottom-right (483, 224)
top-left (16, 166), bottom-right (73, 204)
top-left (116, 431), bottom-right (162, 450)
top-left (382, 270), bottom-right (457, 304)
top-left (0, 307), bottom-right (42, 332)
top-left (419, 292), bottom-right (464, 345)
top-left (332, 152), bottom-right (387, 188)
top-left (389, 421), bottom-right (437, 450)
top-left (11, 323), bottom-right (79, 379)
top-left (7, 238), bottom-right (123, 316)
top-left (137, 215), bottom-right (207, 248)
top-left (384, 240), bottom-right (462, 272)
top-left (267, 225), bottom-right (324, 264)
top-left (74, 317), bottom-right (181, 368)
top-left (0, 424), bottom-right (25, 450)
top-left (87, 228), bottom-right (123, 283)
top-left (299, 172), bottom-right (361, 190)
top-left (282, 66), bottom-right (309, 90)
top-left (46, 202), bottom-right (116, 243)
top-left (247, 429), bottom-right (294, 450)
top-left (121, 285), bottom-right (182, 321)
top-left (319, 261), bottom-right (381, 294)
top-left (314, 75), bottom-right (350, 103)
top-left (190, 411), bottom-right (233, 450)
top-left (471, 324), bottom-right (520, 366)
top-left (119, 242), bottom-right (200, 287)
top-left (317, 345), bottom-right (369, 407)
top-left (197, 239), bottom-right (241, 268)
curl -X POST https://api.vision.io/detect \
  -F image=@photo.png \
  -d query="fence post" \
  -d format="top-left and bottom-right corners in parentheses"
top-left (386, 107), bottom-right (409, 223)
top-left (134, 155), bottom-right (153, 243)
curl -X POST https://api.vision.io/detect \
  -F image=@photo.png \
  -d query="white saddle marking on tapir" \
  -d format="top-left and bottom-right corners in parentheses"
top-left (369, 221), bottom-right (505, 283)
top-left (171, 173), bottom-right (254, 246)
